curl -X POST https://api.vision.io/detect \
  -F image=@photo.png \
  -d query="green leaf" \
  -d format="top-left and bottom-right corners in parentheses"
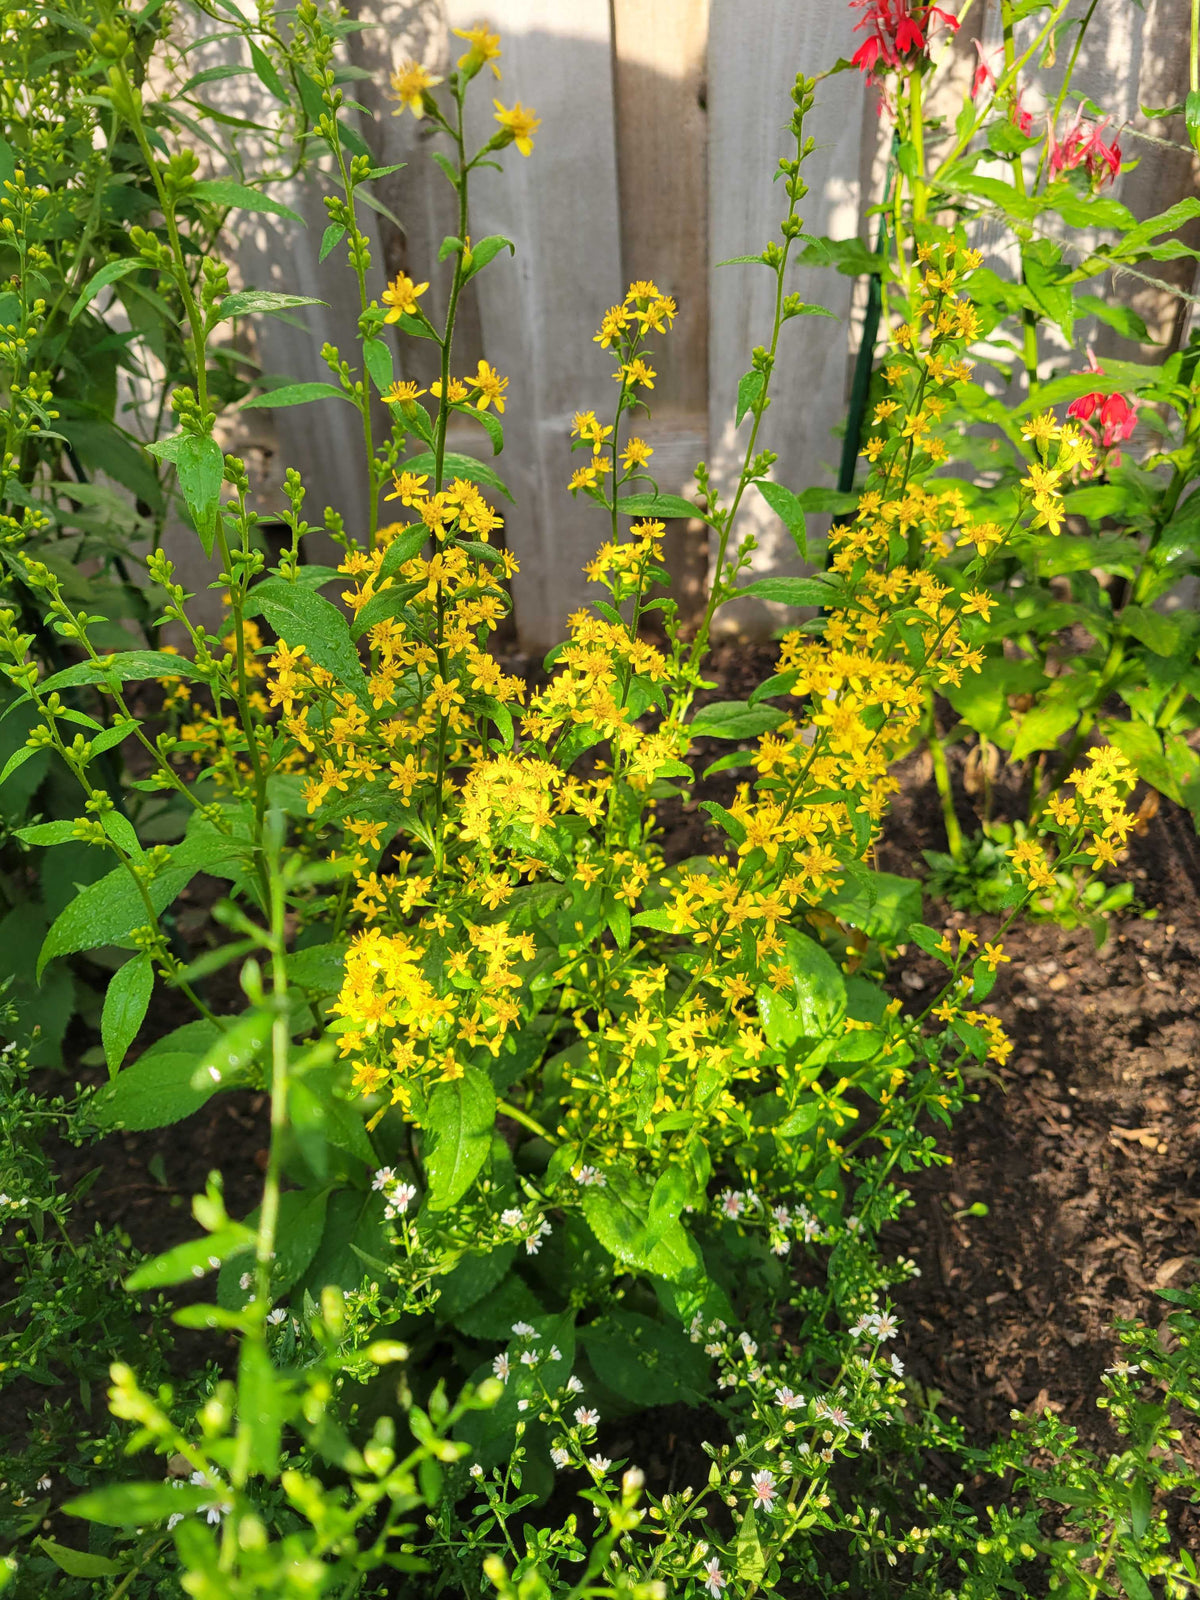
top-left (241, 381), bottom-right (351, 410)
top-left (148, 433), bottom-right (224, 555)
top-left (361, 338), bottom-right (394, 395)
top-left (734, 575), bottom-right (831, 607)
top-left (246, 578), bottom-right (368, 698)
top-left (453, 400), bottom-right (504, 455)
top-left (68, 258), bottom-right (143, 324)
top-left (214, 289), bottom-right (328, 321)
top-left (35, 1539), bottom-right (126, 1578)
top-left (217, 1188), bottom-right (327, 1307)
top-left (66, 1482), bottom-right (215, 1527)
top-left (781, 927), bottom-right (846, 1035)
top-left (249, 40), bottom-right (287, 99)
top-left (400, 450), bottom-right (513, 502)
top-left (190, 178), bottom-right (303, 224)
top-left (1187, 91), bottom-right (1200, 154)
top-left (1130, 1475), bottom-right (1152, 1540)
top-left (102, 953), bottom-right (153, 1076)
top-left (379, 526), bottom-right (430, 578)
top-left (319, 222), bottom-right (346, 262)
top-left (40, 649), bottom-right (209, 693)
top-left (735, 1507), bottom-right (766, 1583)
top-left (1119, 604), bottom-right (1182, 658)
top-left (124, 1222), bottom-right (255, 1292)
top-left (582, 1166), bottom-right (700, 1282)
top-left (15, 820), bottom-right (78, 846)
top-left (463, 233), bottom-right (516, 282)
top-left (689, 700), bottom-right (786, 740)
top-left (236, 1339), bottom-right (283, 1478)
top-left (0, 744), bottom-right (38, 790)
top-left (577, 1310), bottom-right (708, 1406)
top-left (348, 578), bottom-right (425, 640)
top-left (1075, 293), bottom-right (1151, 344)
top-left (39, 829), bottom-right (243, 977)
top-left (424, 1065), bottom-right (496, 1210)
top-left (752, 480), bottom-right (806, 557)
top-left (1115, 1556), bottom-right (1154, 1600)
top-left (736, 369), bottom-right (765, 426)
top-left (193, 1009), bottom-right (271, 1091)
top-left (617, 493), bottom-right (702, 521)
top-left (92, 1020), bottom-right (222, 1131)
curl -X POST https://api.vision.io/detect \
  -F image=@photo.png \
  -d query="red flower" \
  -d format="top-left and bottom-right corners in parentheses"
top-left (1066, 355), bottom-right (1138, 458)
top-left (1012, 90), bottom-right (1033, 136)
top-left (850, 0), bottom-right (958, 76)
top-left (970, 40), bottom-right (999, 100)
top-left (1047, 106), bottom-right (1122, 189)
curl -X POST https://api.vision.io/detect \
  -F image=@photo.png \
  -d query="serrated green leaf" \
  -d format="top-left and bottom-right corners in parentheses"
top-left (462, 233), bottom-right (515, 281)
top-left (246, 578), bottom-right (368, 697)
top-left (735, 575), bottom-right (831, 606)
top-left (736, 369), bottom-right (765, 426)
top-left (617, 493), bottom-right (703, 521)
top-left (92, 1020), bottom-right (222, 1131)
top-left (39, 650), bottom-right (209, 693)
top-left (214, 289), bottom-right (327, 321)
top-left (753, 479), bottom-right (806, 557)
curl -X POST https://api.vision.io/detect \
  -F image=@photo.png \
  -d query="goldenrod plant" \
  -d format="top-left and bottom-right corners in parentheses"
top-left (0, 6), bottom-right (1196, 1597)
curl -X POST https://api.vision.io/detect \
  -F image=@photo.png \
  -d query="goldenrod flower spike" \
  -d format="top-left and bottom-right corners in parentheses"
top-left (390, 58), bottom-right (442, 117)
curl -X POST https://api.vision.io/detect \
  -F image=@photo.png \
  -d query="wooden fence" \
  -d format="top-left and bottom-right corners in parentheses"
top-left (200, 0), bottom-right (1199, 648)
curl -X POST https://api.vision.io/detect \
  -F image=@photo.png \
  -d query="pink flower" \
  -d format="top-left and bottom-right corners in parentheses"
top-left (1047, 106), bottom-right (1122, 188)
top-left (1012, 90), bottom-right (1034, 136)
top-left (703, 1557), bottom-right (727, 1597)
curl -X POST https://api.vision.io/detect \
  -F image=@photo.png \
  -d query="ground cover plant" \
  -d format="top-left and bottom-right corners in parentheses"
top-left (0, 1), bottom-right (1198, 1596)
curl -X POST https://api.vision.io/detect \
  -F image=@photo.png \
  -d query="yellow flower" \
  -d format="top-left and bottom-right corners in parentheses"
top-left (386, 471), bottom-right (429, 506)
top-left (382, 380), bottom-right (427, 404)
top-left (430, 377), bottom-right (470, 403)
top-left (381, 272), bottom-right (429, 323)
top-left (493, 99), bottom-right (540, 156)
top-left (470, 358), bottom-right (508, 414)
top-left (980, 941), bottom-right (1009, 971)
top-left (960, 588), bottom-right (995, 622)
top-left (390, 59), bottom-right (442, 118)
top-left (453, 25), bottom-right (502, 76)
top-left (620, 437), bottom-right (653, 471)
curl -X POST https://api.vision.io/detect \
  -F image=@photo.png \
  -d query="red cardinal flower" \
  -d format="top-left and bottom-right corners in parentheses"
top-left (971, 40), bottom-right (999, 99)
top-left (1066, 352), bottom-right (1138, 461)
top-left (850, 0), bottom-right (958, 76)
top-left (1047, 106), bottom-right (1122, 188)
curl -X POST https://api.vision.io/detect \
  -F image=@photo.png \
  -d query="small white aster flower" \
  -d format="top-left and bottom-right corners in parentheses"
top-left (517, 1399), bottom-right (529, 1411)
top-left (775, 1386), bottom-right (802, 1411)
top-left (587, 1454), bottom-right (612, 1474)
top-left (719, 1190), bottom-right (744, 1220)
top-left (372, 1167), bottom-right (397, 1192)
top-left (574, 1406), bottom-right (600, 1428)
top-left (492, 1353), bottom-right (511, 1383)
top-left (858, 1429), bottom-right (872, 1448)
top-left (469, 1463), bottom-right (483, 1479)
top-left (566, 1375), bottom-right (585, 1394)
top-left (520, 1349), bottom-right (540, 1367)
top-left (703, 1555), bottom-right (727, 1597)
top-left (36, 1475), bottom-right (51, 1492)
top-left (392, 1182), bottom-right (417, 1214)
top-left (525, 1218), bottom-right (552, 1255)
top-left (751, 1469), bottom-right (776, 1509)
top-left (549, 1344), bottom-right (561, 1361)
top-left (512, 1321), bottom-right (536, 1337)
top-left (873, 1311), bottom-right (899, 1340)
top-left (239, 1272), bottom-right (253, 1292)
top-left (551, 1447), bottom-right (570, 1469)
top-left (890, 1353), bottom-right (905, 1377)
top-left (500, 1207), bottom-right (523, 1228)
top-left (266, 1308), bottom-right (287, 1325)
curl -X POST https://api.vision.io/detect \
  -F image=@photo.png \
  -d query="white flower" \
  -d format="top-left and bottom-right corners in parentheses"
top-left (566, 1374), bottom-right (585, 1395)
top-left (266, 1308), bottom-right (287, 1326)
top-left (493, 1353), bottom-right (511, 1383)
top-left (512, 1321), bottom-right (536, 1337)
top-left (188, 1470), bottom-right (230, 1526)
top-left (167, 1512), bottom-right (184, 1530)
top-left (574, 1406), bottom-right (600, 1428)
top-left (704, 1343), bottom-right (723, 1358)
top-left (890, 1353), bottom-right (905, 1377)
top-left (719, 1190), bottom-right (744, 1220)
top-left (751, 1469), bottom-right (776, 1509)
top-left (520, 1349), bottom-right (540, 1367)
top-left (500, 1207), bottom-right (523, 1228)
top-left (573, 1164), bottom-right (606, 1186)
top-left (775, 1386), bottom-right (803, 1411)
top-left (371, 1167), bottom-right (397, 1192)
top-left (703, 1556), bottom-right (727, 1597)
top-left (622, 1466), bottom-right (644, 1493)
top-left (469, 1463), bottom-right (483, 1479)
top-left (772, 1205), bottom-right (791, 1228)
top-left (587, 1454), bottom-right (612, 1474)
top-left (36, 1475), bottom-right (51, 1492)
top-left (551, 1448), bottom-right (570, 1469)
top-left (517, 1399), bottom-right (529, 1411)
top-left (858, 1429), bottom-right (872, 1449)
top-left (1106, 1359), bottom-right (1142, 1377)
top-left (392, 1182), bottom-right (417, 1215)
top-left (549, 1345), bottom-right (561, 1361)
top-left (525, 1218), bottom-right (552, 1255)
top-left (737, 1332), bottom-right (757, 1358)
top-left (239, 1272), bottom-right (253, 1292)
top-left (771, 1237), bottom-right (790, 1256)
top-left (873, 1311), bottom-right (899, 1341)
top-left (850, 1315), bottom-right (873, 1340)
